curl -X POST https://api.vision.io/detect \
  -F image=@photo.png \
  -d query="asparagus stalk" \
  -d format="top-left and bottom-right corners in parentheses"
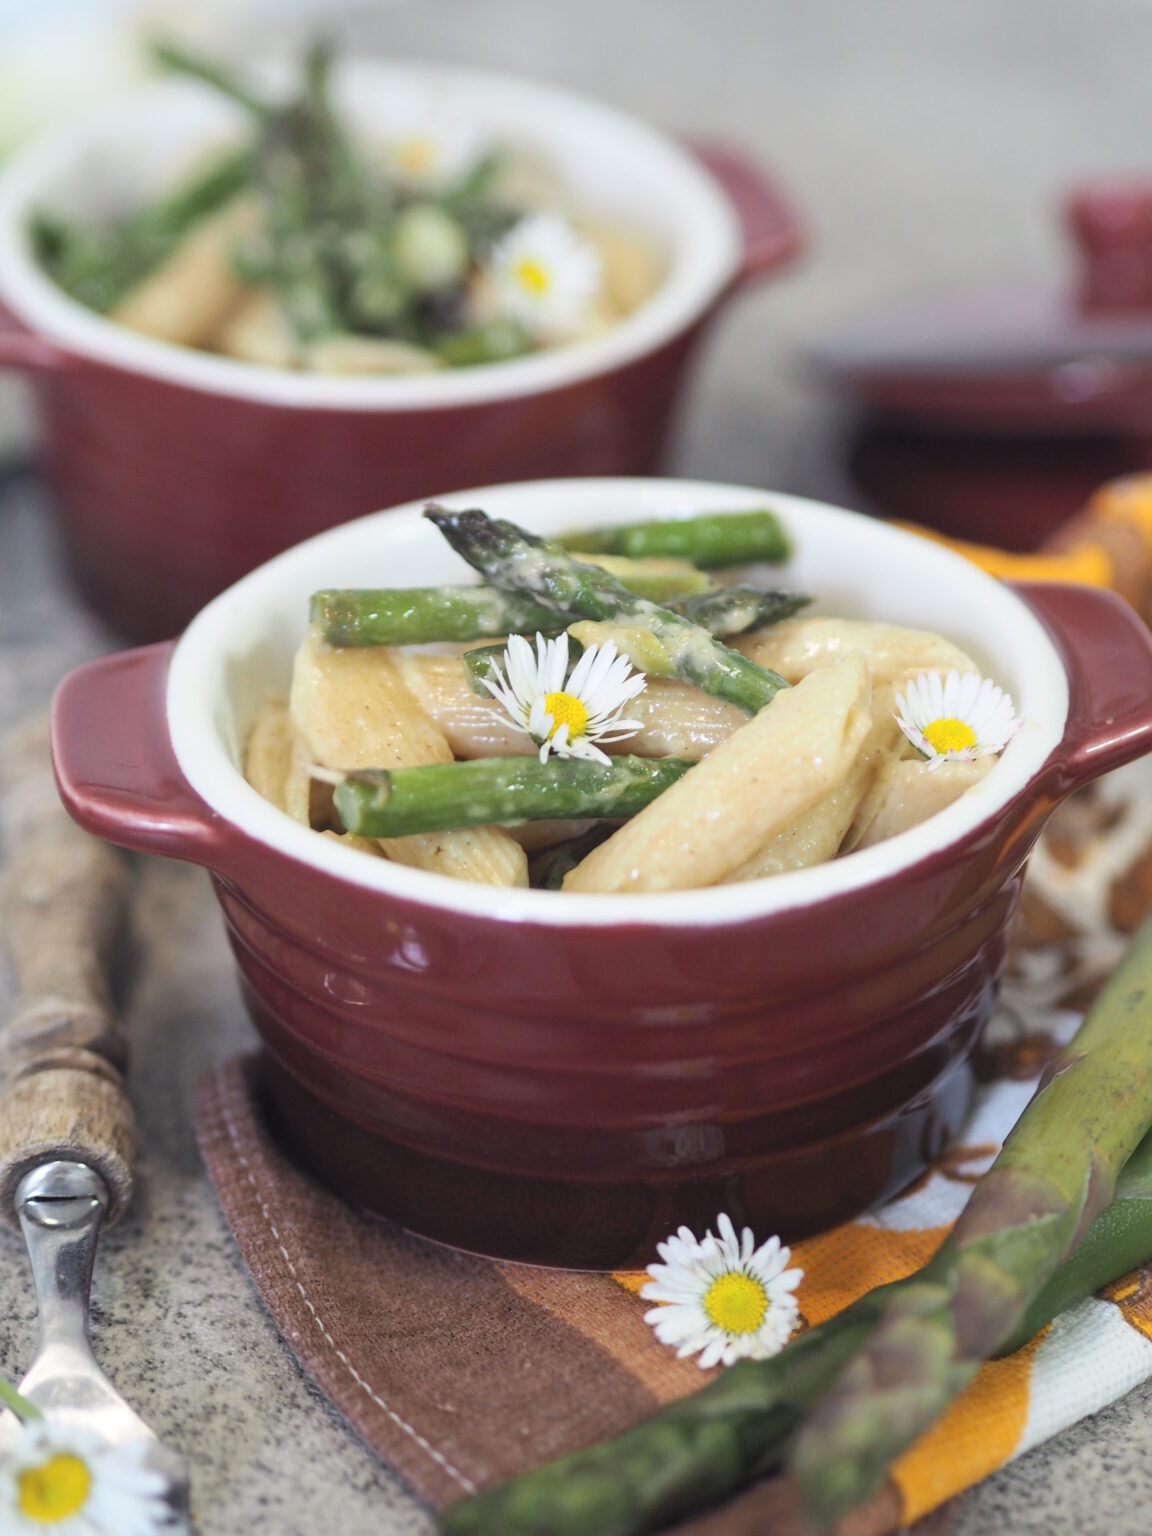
top-left (32, 147), bottom-right (252, 312)
top-left (559, 509), bottom-right (791, 567)
top-left (790, 916), bottom-right (1152, 1523)
top-left (151, 39), bottom-right (273, 117)
top-left (424, 506), bottom-right (789, 714)
top-left (672, 585), bottom-right (810, 637)
top-left (442, 926), bottom-right (1152, 1536)
top-left (333, 756), bottom-right (693, 838)
top-left (539, 826), bottom-right (616, 889)
top-left (311, 573), bottom-right (789, 653)
top-left (312, 586), bottom-right (559, 647)
top-left (998, 1123), bottom-right (1152, 1354)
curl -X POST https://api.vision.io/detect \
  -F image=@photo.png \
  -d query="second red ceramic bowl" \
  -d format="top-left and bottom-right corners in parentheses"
top-left (0, 63), bottom-right (800, 641)
top-left (52, 478), bottom-right (1152, 1267)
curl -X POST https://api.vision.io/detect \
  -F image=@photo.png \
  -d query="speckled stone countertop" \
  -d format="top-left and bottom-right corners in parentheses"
top-left (3, 3), bottom-right (1152, 1532)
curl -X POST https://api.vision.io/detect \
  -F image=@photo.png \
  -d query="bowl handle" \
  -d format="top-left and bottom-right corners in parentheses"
top-left (51, 643), bottom-right (227, 868)
top-left (1015, 580), bottom-right (1152, 793)
top-left (0, 305), bottom-right (70, 373)
top-left (685, 140), bottom-right (805, 289)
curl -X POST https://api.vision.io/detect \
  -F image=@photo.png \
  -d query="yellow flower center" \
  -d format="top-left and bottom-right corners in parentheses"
top-left (17, 1454), bottom-right (92, 1524)
top-left (702, 1270), bottom-right (769, 1336)
top-left (922, 717), bottom-right (977, 756)
top-left (515, 257), bottom-right (551, 296)
top-left (398, 137), bottom-right (435, 176)
top-left (543, 690), bottom-right (588, 740)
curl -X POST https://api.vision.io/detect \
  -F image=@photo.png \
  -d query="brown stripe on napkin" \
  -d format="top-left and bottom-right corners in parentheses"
top-left (194, 1056), bottom-right (707, 1508)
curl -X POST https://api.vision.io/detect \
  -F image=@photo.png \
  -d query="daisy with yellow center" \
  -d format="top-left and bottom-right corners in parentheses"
top-left (482, 632), bottom-right (646, 764)
top-left (641, 1213), bottom-right (803, 1369)
top-left (377, 90), bottom-right (487, 190)
top-left (485, 212), bottom-right (602, 338)
top-left (0, 1420), bottom-right (181, 1534)
top-left (895, 669), bottom-right (1021, 770)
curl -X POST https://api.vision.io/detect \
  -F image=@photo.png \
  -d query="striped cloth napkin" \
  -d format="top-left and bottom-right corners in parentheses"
top-left (194, 983), bottom-right (1152, 1533)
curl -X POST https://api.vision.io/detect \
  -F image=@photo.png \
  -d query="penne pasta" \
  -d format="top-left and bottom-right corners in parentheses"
top-left (733, 617), bottom-right (978, 686)
top-left (215, 288), bottom-right (300, 369)
top-left (854, 758), bottom-right (995, 850)
top-left (289, 641), bottom-right (528, 885)
top-left (392, 653), bottom-right (744, 762)
top-left (109, 193), bottom-right (263, 348)
top-left (562, 653), bottom-right (873, 894)
top-left (722, 689), bottom-right (904, 882)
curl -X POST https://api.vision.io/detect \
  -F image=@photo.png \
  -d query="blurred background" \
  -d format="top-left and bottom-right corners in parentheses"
top-left (5, 8), bottom-right (1152, 1533)
top-left (3, 0), bottom-right (1152, 517)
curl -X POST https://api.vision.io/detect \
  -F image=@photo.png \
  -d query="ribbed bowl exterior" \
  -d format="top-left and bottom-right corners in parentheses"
top-left (207, 810), bottom-right (1032, 1267)
top-left (30, 331), bottom-right (696, 643)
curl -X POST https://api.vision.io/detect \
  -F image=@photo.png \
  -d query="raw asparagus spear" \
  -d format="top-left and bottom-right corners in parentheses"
top-left (998, 1122), bottom-right (1152, 1354)
top-left (442, 925), bottom-right (1152, 1536)
top-left (559, 508), bottom-right (790, 567)
top-left (790, 915), bottom-right (1152, 1523)
top-left (424, 506), bottom-right (789, 714)
top-left (333, 756), bottom-right (693, 838)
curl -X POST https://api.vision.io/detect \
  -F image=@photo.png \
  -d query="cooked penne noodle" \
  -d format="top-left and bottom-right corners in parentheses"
top-left (215, 288), bottom-right (300, 369)
top-left (392, 653), bottom-right (744, 761)
top-left (289, 641), bottom-right (528, 885)
top-left (504, 818), bottom-right (601, 852)
top-left (562, 654), bottom-right (872, 894)
top-left (109, 193), bottom-right (263, 347)
top-left (733, 617), bottom-right (978, 685)
top-left (244, 697), bottom-right (295, 810)
top-left (722, 692), bottom-right (904, 882)
top-left (854, 758), bottom-right (994, 850)
top-left (579, 219), bottom-right (665, 315)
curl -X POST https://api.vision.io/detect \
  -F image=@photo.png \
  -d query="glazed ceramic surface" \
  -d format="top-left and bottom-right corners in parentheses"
top-left (52, 479), bottom-right (1152, 1267)
top-left (0, 64), bottom-right (800, 641)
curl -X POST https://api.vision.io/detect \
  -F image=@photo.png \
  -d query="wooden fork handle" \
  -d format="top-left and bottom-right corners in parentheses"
top-left (0, 719), bottom-right (136, 1227)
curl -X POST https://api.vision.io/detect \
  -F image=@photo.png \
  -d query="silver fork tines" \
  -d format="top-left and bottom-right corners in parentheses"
top-left (0, 1161), bottom-right (190, 1518)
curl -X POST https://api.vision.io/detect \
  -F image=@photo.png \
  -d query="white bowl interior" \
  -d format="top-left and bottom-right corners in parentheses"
top-left (168, 479), bottom-right (1068, 928)
top-left (0, 61), bottom-right (741, 409)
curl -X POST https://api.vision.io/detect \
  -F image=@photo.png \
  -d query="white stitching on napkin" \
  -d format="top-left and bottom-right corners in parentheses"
top-left (217, 1067), bottom-right (479, 1496)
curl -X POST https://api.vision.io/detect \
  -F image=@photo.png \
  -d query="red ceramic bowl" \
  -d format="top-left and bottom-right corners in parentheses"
top-left (0, 63), bottom-right (800, 643)
top-left (51, 478), bottom-right (1152, 1268)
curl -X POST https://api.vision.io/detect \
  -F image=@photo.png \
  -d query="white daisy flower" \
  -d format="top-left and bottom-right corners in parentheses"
top-left (482, 632), bottom-right (646, 765)
top-left (894, 669), bottom-right (1021, 771)
top-left (485, 212), bottom-right (602, 338)
top-left (641, 1213), bottom-right (803, 1369)
top-left (0, 1421), bottom-right (183, 1535)
top-left (377, 89), bottom-right (488, 190)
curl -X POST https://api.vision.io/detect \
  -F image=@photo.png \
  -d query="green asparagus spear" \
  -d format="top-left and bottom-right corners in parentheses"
top-left (310, 561), bottom-right (714, 648)
top-left (424, 506), bottom-right (789, 714)
top-left (442, 921), bottom-right (1152, 1536)
top-left (559, 509), bottom-right (791, 567)
top-left (333, 756), bottom-right (694, 838)
top-left (151, 39), bottom-right (273, 117)
top-left (539, 826), bottom-right (616, 889)
top-left (998, 1123), bottom-right (1152, 1354)
top-left (434, 320), bottom-right (536, 367)
top-left (790, 917), bottom-right (1152, 1523)
top-left (312, 587), bottom-right (564, 647)
top-left (442, 1107), bottom-right (1152, 1536)
top-left (652, 585), bottom-right (809, 639)
top-left (32, 146), bottom-right (252, 311)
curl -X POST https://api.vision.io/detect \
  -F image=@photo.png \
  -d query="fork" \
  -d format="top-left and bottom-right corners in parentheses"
top-left (0, 720), bottom-right (190, 1518)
